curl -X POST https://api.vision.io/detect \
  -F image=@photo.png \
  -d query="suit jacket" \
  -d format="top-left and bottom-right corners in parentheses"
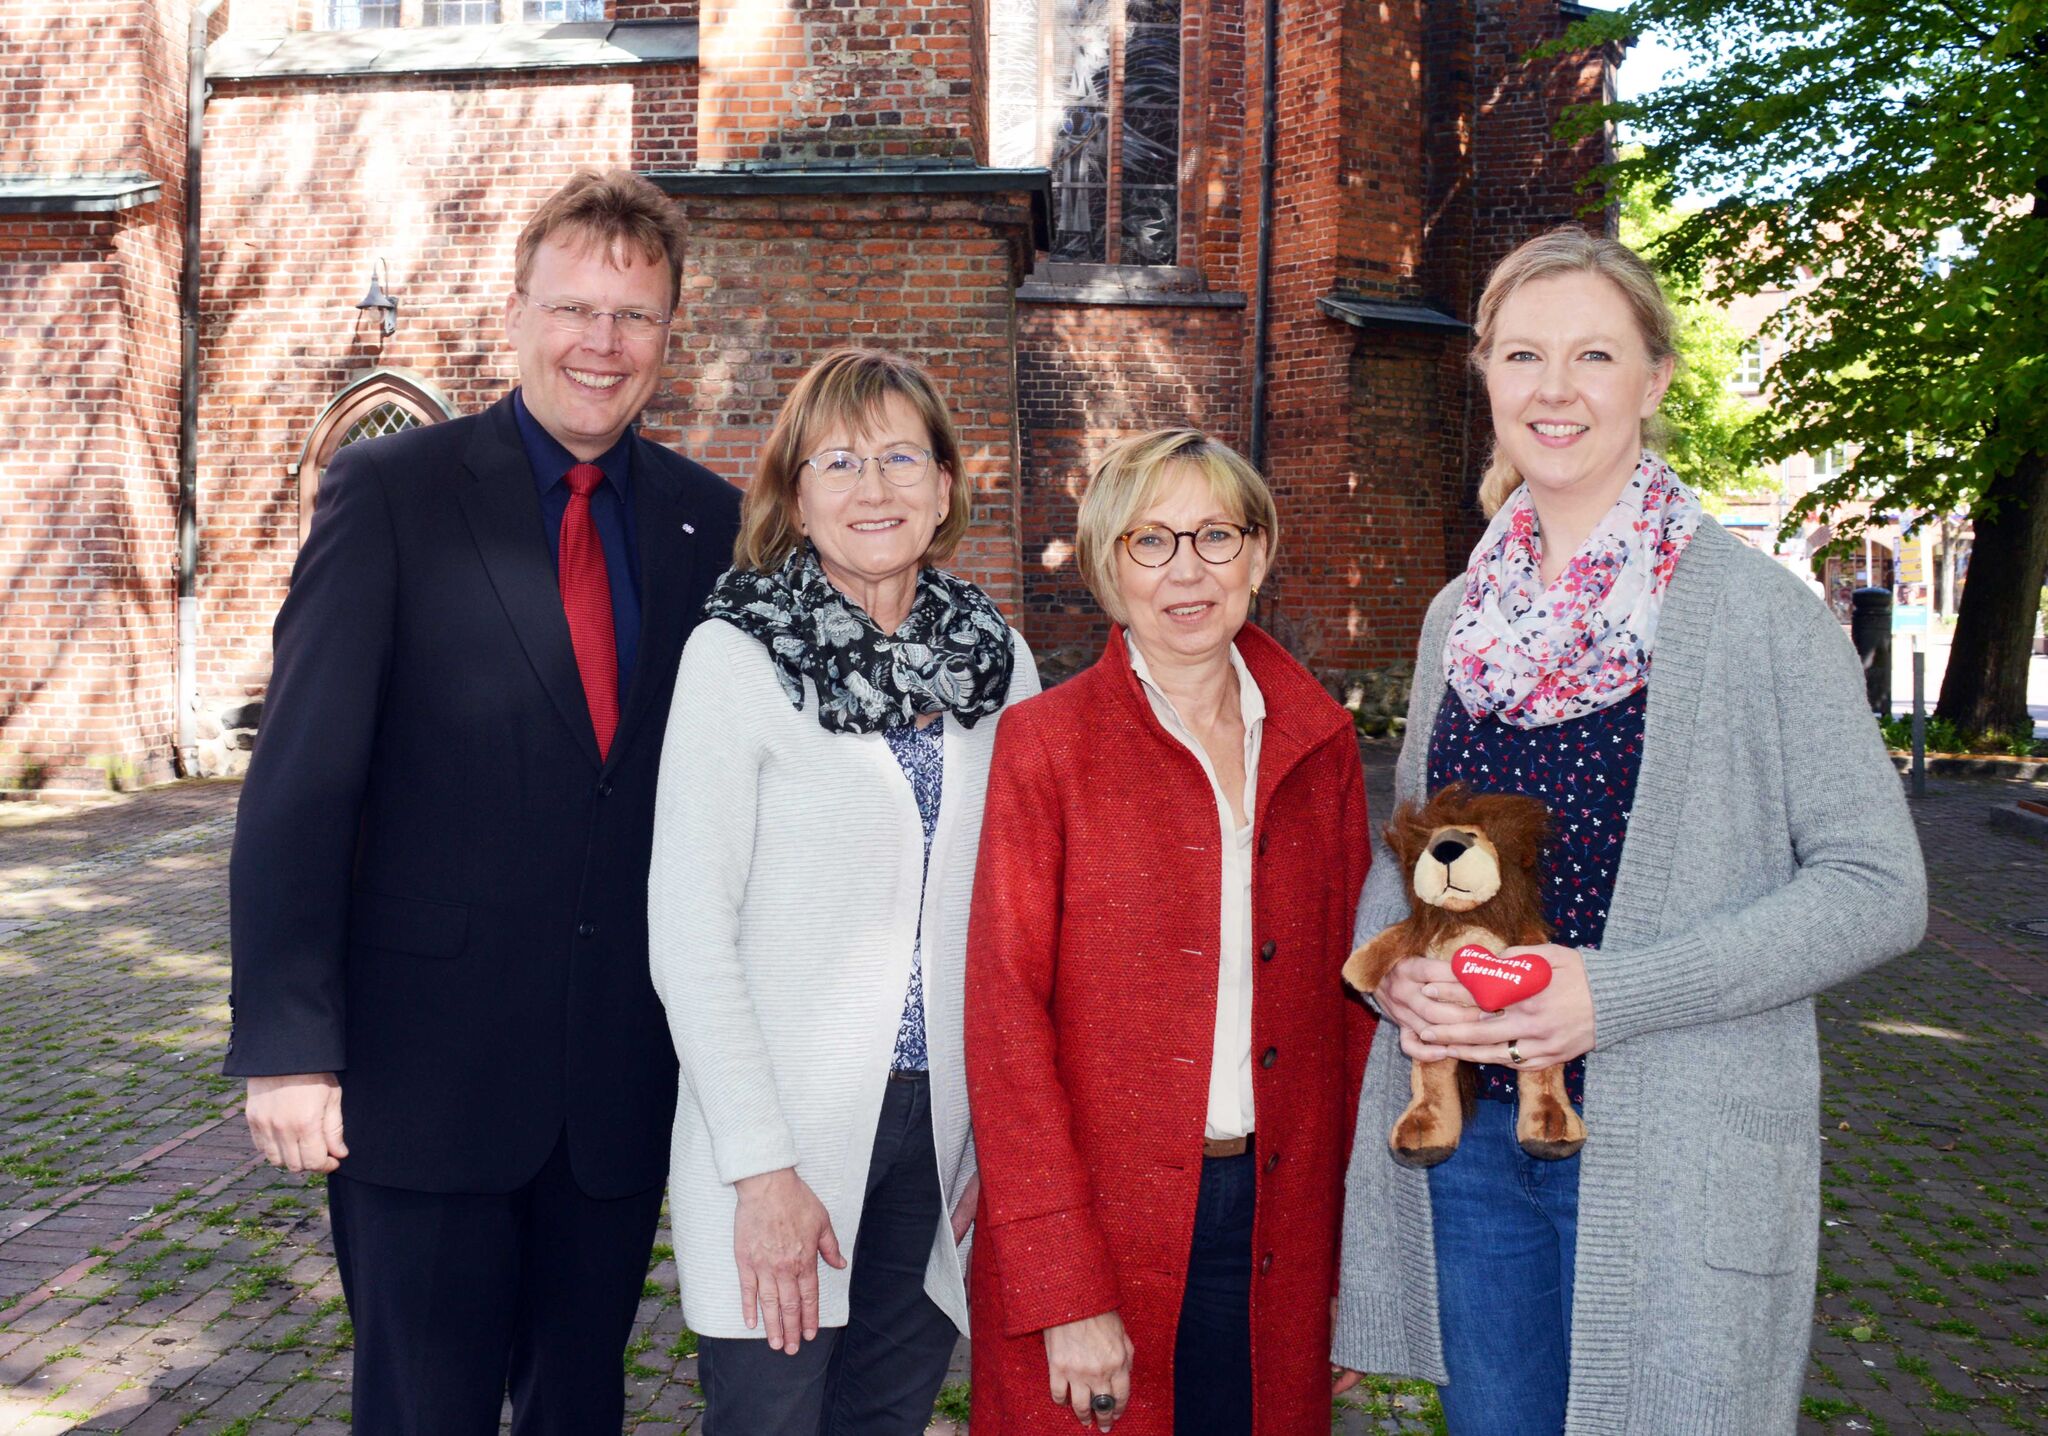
top-left (225, 392), bottom-right (741, 1198)
top-left (964, 624), bottom-right (1375, 1436)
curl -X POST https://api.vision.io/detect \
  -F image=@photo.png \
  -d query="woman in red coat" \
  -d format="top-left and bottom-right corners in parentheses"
top-left (965, 429), bottom-right (1374, 1436)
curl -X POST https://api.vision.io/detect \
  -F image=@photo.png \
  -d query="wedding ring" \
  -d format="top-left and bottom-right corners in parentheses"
top-left (1508, 1038), bottom-right (1525, 1066)
top-left (1092, 1393), bottom-right (1117, 1413)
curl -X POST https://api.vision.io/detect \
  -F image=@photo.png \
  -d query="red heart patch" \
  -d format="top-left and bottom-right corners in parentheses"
top-left (1451, 943), bottom-right (1552, 1012)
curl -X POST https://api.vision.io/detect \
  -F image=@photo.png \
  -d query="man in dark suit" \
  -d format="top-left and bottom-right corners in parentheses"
top-left (226, 169), bottom-right (740, 1433)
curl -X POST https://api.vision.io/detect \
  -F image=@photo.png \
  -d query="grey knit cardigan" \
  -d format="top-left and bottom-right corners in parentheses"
top-left (1331, 518), bottom-right (1927, 1435)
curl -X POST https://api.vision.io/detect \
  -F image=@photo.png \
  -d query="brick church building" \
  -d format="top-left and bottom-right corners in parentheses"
top-left (1, 0), bottom-right (1615, 791)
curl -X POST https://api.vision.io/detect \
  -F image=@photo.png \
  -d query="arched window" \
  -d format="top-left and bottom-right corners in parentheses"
top-left (990, 0), bottom-right (1184, 265)
top-left (296, 371), bottom-right (455, 541)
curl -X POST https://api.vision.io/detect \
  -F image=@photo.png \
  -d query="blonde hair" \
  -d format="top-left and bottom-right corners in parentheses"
top-left (1471, 225), bottom-right (1680, 516)
top-left (1075, 429), bottom-right (1279, 625)
top-left (735, 349), bottom-right (972, 572)
top-left (514, 168), bottom-right (689, 310)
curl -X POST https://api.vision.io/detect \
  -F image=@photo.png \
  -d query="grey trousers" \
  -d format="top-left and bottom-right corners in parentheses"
top-left (697, 1072), bottom-right (960, 1436)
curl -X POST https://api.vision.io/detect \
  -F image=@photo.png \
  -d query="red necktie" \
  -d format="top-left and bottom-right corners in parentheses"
top-left (559, 463), bottom-right (619, 760)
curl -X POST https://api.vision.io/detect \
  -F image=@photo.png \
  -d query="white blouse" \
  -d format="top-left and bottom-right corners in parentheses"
top-left (1127, 636), bottom-right (1266, 1141)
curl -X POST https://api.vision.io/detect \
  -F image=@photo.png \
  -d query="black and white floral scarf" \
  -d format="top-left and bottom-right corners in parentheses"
top-left (703, 545), bottom-right (1015, 734)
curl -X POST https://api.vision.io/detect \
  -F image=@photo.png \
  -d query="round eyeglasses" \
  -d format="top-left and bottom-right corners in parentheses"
top-left (1117, 522), bottom-right (1261, 568)
top-left (801, 445), bottom-right (934, 492)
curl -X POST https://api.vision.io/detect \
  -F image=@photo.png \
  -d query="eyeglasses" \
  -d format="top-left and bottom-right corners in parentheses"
top-left (1117, 522), bottom-right (1261, 568)
top-left (800, 444), bottom-right (935, 492)
top-left (519, 292), bottom-right (673, 343)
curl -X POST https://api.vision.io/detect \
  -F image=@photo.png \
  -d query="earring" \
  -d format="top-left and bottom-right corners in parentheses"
top-left (1251, 585), bottom-right (1260, 600)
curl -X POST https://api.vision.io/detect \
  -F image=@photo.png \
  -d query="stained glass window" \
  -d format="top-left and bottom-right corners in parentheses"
top-left (991, 0), bottom-right (1183, 265)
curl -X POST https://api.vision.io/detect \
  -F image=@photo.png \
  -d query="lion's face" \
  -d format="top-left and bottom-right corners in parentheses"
top-left (1410, 824), bottom-right (1506, 912)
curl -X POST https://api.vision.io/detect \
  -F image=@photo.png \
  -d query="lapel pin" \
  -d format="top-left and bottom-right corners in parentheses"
top-left (681, 522), bottom-right (696, 535)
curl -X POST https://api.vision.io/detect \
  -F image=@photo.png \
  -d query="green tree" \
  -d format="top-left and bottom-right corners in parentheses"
top-left (1614, 156), bottom-right (1764, 495)
top-left (1557, 1), bottom-right (2048, 734)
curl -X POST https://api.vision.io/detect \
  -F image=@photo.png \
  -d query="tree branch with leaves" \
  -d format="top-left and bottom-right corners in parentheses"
top-left (1553, 0), bottom-right (2048, 734)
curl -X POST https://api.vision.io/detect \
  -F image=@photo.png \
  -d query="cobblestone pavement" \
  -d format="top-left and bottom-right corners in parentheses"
top-left (0, 760), bottom-right (2041, 1435)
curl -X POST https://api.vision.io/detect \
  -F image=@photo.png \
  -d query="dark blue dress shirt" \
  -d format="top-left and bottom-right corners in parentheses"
top-left (513, 389), bottom-right (642, 696)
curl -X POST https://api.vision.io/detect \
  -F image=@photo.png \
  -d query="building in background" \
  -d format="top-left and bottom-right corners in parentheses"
top-left (1, 0), bottom-right (1617, 791)
top-left (1715, 277), bottom-right (1972, 630)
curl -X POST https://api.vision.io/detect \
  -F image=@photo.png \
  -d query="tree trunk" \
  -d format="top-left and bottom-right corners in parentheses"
top-left (1936, 446), bottom-right (2048, 735)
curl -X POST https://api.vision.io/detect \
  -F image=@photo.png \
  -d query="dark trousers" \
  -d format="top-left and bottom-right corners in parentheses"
top-left (327, 1129), bottom-right (664, 1436)
top-left (1171, 1142), bottom-right (1256, 1436)
top-left (697, 1072), bottom-right (960, 1436)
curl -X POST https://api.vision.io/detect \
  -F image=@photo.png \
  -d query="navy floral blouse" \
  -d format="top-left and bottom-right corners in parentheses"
top-left (883, 719), bottom-right (943, 1071)
top-left (1425, 682), bottom-right (1649, 1104)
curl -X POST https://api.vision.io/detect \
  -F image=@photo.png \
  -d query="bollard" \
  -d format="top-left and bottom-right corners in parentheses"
top-left (1850, 587), bottom-right (1893, 717)
top-left (1911, 642), bottom-right (1926, 799)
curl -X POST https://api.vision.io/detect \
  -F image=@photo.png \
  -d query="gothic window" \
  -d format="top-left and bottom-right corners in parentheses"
top-left (298, 373), bottom-right (453, 542)
top-left (990, 0), bottom-right (1184, 266)
top-left (325, 0), bottom-right (401, 27)
top-left (338, 402), bottom-right (422, 449)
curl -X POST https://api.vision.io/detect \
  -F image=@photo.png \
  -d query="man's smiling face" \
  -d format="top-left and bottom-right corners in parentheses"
top-left (505, 232), bottom-right (674, 462)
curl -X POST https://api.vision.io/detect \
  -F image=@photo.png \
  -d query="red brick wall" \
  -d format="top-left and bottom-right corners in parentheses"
top-left (194, 66), bottom-right (696, 705)
top-left (652, 187), bottom-right (1037, 608)
top-left (695, 0), bottom-right (979, 167)
top-left (1015, 302), bottom-right (1247, 671)
top-left (1445, 0), bottom-right (1616, 569)
top-left (3, 0), bottom-right (1615, 789)
top-left (1013, 0), bottom-right (1613, 681)
top-left (1186, 0), bottom-right (1246, 284)
top-left (0, 0), bottom-right (188, 789)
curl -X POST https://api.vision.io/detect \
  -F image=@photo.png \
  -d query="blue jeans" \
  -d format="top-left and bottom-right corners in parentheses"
top-left (1171, 1143), bottom-right (1255, 1436)
top-left (1428, 1097), bottom-right (1580, 1436)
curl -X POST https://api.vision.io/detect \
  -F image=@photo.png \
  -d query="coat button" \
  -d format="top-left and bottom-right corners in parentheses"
top-left (597, 780), bottom-right (613, 798)
top-left (1264, 1149), bottom-right (1280, 1173)
top-left (1261, 1047), bottom-right (1277, 1069)
top-left (577, 922), bottom-right (596, 939)
top-left (1259, 1252), bottom-right (1273, 1274)
top-left (1259, 940), bottom-right (1276, 962)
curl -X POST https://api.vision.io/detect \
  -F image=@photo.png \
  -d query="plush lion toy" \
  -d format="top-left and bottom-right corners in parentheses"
top-left (1342, 783), bottom-right (1587, 1167)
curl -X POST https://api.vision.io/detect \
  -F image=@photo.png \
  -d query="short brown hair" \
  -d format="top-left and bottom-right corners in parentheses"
top-left (514, 169), bottom-right (688, 310)
top-left (1471, 225), bottom-right (1680, 515)
top-left (735, 349), bottom-right (973, 573)
top-left (1074, 429), bottom-right (1279, 625)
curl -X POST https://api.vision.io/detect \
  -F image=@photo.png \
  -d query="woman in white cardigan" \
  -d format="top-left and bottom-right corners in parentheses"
top-left (648, 349), bottom-right (1038, 1436)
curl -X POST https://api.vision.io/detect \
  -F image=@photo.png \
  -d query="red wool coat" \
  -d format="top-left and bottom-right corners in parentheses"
top-left (965, 624), bottom-right (1374, 1436)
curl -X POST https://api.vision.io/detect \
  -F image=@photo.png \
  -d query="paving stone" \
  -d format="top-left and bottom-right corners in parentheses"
top-left (4, 768), bottom-right (2046, 1433)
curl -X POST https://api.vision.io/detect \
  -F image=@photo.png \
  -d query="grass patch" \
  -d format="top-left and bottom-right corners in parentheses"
top-left (934, 1381), bottom-right (971, 1422)
top-left (230, 1263), bottom-right (287, 1304)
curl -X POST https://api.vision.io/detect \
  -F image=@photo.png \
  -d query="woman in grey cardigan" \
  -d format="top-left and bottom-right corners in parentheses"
top-left (1331, 228), bottom-right (1926, 1435)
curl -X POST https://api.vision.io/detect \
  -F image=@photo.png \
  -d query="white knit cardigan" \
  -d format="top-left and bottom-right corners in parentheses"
top-left (648, 615), bottom-right (1040, 1339)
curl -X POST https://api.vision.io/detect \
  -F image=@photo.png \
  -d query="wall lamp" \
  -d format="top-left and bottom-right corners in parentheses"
top-left (355, 257), bottom-right (399, 336)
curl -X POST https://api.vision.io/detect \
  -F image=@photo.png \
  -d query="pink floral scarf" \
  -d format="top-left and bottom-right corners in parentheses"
top-left (1444, 453), bottom-right (1702, 729)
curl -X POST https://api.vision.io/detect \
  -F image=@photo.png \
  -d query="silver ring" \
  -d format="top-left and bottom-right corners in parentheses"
top-left (1508, 1039), bottom-right (1525, 1066)
top-left (1091, 1393), bottom-right (1116, 1413)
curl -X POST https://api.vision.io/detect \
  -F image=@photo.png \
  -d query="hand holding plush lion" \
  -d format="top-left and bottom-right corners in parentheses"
top-left (1343, 784), bottom-right (1587, 1167)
